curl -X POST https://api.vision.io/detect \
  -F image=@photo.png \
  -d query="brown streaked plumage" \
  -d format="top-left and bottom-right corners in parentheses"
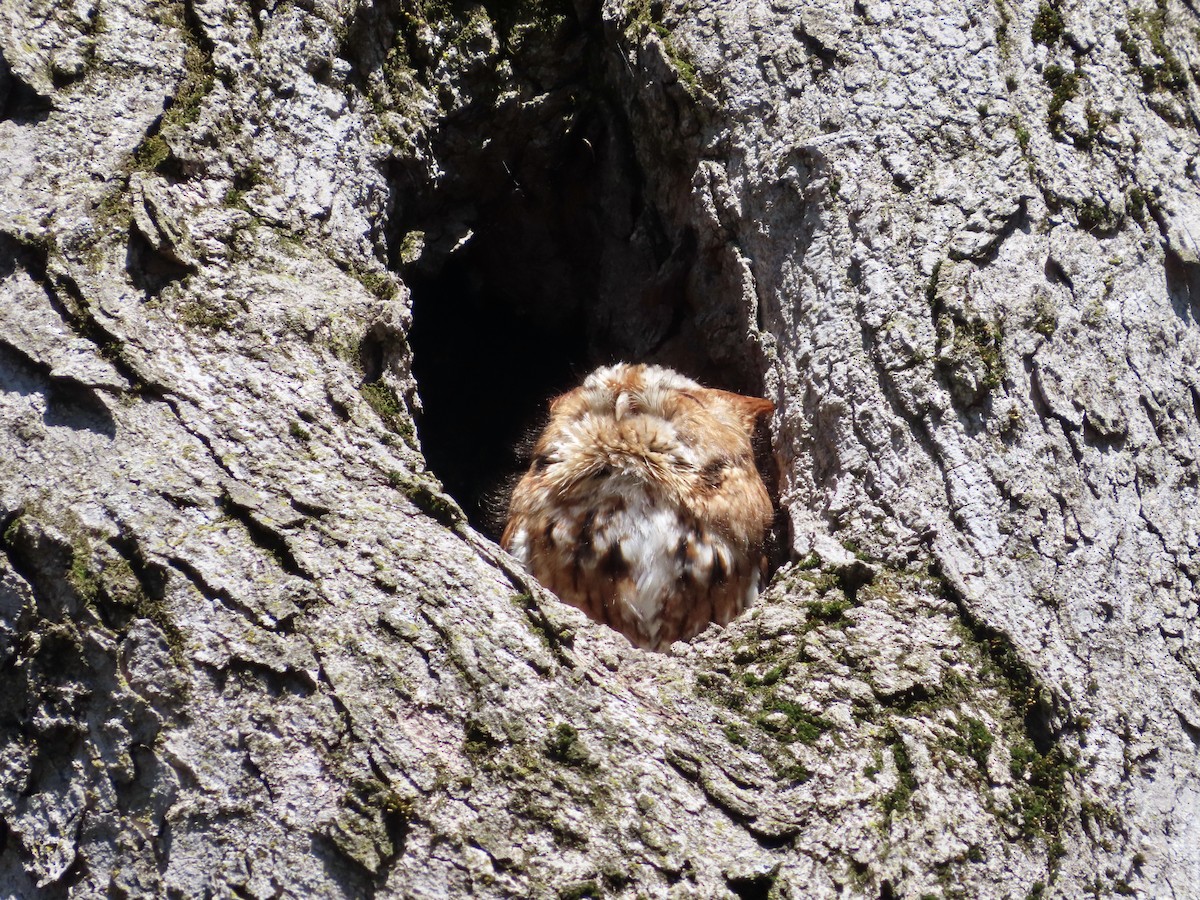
top-left (501, 363), bottom-right (774, 652)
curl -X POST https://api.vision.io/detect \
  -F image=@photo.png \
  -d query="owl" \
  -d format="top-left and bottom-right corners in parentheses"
top-left (501, 363), bottom-right (775, 652)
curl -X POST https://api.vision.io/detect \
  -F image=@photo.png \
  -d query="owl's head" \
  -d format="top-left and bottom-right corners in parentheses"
top-left (530, 364), bottom-right (773, 523)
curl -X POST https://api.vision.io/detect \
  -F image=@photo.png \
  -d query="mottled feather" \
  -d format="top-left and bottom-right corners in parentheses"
top-left (502, 363), bottom-right (774, 651)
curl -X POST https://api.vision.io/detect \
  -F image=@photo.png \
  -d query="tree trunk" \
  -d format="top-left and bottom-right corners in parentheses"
top-left (1, 0), bottom-right (1197, 896)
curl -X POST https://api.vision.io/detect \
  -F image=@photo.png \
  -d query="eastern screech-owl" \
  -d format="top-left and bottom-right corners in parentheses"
top-left (501, 363), bottom-right (774, 652)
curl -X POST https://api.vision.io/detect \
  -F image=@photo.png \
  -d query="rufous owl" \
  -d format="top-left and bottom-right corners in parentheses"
top-left (501, 363), bottom-right (774, 651)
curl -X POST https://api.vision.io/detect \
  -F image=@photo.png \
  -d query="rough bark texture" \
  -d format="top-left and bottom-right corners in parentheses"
top-left (1, 0), bottom-right (1198, 897)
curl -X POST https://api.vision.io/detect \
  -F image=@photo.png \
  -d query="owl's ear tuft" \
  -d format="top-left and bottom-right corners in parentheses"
top-left (739, 396), bottom-right (775, 423)
top-left (710, 390), bottom-right (774, 431)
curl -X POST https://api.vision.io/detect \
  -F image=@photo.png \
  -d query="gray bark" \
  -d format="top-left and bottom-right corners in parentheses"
top-left (1, 0), bottom-right (1197, 897)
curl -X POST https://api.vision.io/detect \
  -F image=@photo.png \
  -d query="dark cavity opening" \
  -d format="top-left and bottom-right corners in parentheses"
top-left (126, 227), bottom-right (195, 298)
top-left (368, 0), bottom-right (773, 541)
top-left (1164, 248), bottom-right (1200, 326)
top-left (0, 52), bottom-right (53, 124)
top-left (726, 871), bottom-right (776, 900)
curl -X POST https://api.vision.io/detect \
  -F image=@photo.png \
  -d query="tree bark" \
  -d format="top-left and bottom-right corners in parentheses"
top-left (1, 0), bottom-right (1198, 896)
